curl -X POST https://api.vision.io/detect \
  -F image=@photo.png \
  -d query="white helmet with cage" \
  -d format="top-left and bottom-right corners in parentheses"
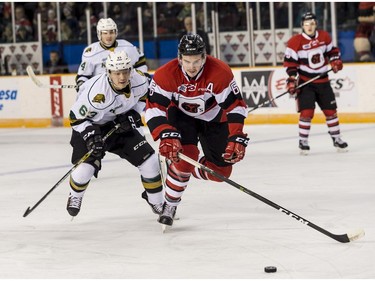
top-left (105, 51), bottom-right (132, 72)
top-left (96, 18), bottom-right (118, 41)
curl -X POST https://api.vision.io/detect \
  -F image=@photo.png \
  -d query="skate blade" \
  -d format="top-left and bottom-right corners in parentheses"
top-left (336, 147), bottom-right (348, 153)
top-left (161, 224), bottom-right (172, 233)
top-left (300, 150), bottom-right (309, 156)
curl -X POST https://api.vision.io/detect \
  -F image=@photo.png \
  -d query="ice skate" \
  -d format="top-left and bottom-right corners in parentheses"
top-left (158, 202), bottom-right (177, 233)
top-left (66, 193), bottom-right (83, 217)
top-left (141, 191), bottom-right (163, 215)
top-left (332, 137), bottom-right (348, 152)
top-left (299, 139), bottom-right (310, 155)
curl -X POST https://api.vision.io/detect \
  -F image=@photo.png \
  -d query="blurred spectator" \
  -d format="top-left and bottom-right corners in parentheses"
top-left (0, 24), bottom-right (13, 43)
top-left (15, 5), bottom-right (33, 42)
top-left (16, 26), bottom-right (33, 42)
top-left (177, 3), bottom-right (192, 23)
top-left (122, 3), bottom-right (138, 37)
top-left (61, 4), bottom-right (79, 37)
top-left (33, 2), bottom-right (52, 34)
top-left (45, 8), bottom-right (58, 42)
top-left (0, 2), bottom-right (12, 42)
top-left (178, 16), bottom-right (211, 54)
top-left (142, 3), bottom-right (154, 36)
top-left (109, 3), bottom-right (126, 38)
top-left (354, 2), bottom-right (375, 62)
top-left (44, 50), bottom-right (69, 74)
top-left (217, 3), bottom-right (241, 31)
top-left (274, 2), bottom-right (289, 28)
top-left (158, 2), bottom-right (183, 34)
top-left (61, 21), bottom-right (74, 41)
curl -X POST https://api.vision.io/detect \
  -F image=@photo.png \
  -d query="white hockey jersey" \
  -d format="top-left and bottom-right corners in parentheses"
top-left (76, 39), bottom-right (147, 86)
top-left (70, 69), bottom-right (149, 134)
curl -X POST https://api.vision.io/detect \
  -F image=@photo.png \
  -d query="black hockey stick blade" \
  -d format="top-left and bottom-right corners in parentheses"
top-left (178, 153), bottom-right (365, 243)
top-left (23, 207), bottom-right (32, 217)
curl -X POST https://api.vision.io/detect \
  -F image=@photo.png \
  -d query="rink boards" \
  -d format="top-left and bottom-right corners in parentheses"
top-left (0, 63), bottom-right (374, 127)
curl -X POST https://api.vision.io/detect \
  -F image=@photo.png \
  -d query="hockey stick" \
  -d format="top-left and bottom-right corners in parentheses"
top-left (23, 124), bottom-right (120, 217)
top-left (26, 65), bottom-right (77, 89)
top-left (248, 69), bottom-right (333, 113)
top-left (178, 152), bottom-right (365, 243)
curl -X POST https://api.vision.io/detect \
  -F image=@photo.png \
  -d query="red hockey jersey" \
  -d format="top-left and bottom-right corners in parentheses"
top-left (145, 56), bottom-right (248, 140)
top-left (283, 30), bottom-right (341, 83)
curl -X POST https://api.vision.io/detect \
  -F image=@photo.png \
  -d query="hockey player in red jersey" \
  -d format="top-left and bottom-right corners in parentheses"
top-left (145, 34), bottom-right (249, 227)
top-left (283, 12), bottom-right (348, 155)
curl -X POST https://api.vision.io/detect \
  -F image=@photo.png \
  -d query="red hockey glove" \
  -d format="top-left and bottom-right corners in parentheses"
top-left (330, 57), bottom-right (343, 73)
top-left (223, 134), bottom-right (249, 163)
top-left (286, 77), bottom-right (299, 95)
top-left (159, 130), bottom-right (183, 163)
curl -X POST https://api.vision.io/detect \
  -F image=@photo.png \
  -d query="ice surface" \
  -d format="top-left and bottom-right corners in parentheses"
top-left (0, 124), bottom-right (374, 278)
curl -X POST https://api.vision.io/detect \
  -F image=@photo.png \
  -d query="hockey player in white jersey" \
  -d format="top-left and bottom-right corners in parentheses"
top-left (75, 18), bottom-right (148, 92)
top-left (67, 51), bottom-right (163, 217)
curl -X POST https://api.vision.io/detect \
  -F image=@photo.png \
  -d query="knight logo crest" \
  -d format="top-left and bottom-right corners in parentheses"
top-left (84, 47), bottom-right (92, 53)
top-left (92, 94), bottom-right (105, 103)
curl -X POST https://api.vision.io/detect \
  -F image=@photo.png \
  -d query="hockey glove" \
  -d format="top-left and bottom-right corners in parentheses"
top-left (115, 110), bottom-right (142, 134)
top-left (286, 77), bottom-right (299, 95)
top-left (76, 80), bottom-right (84, 93)
top-left (159, 130), bottom-right (183, 163)
top-left (330, 56), bottom-right (343, 73)
top-left (223, 134), bottom-right (249, 163)
top-left (81, 126), bottom-right (106, 158)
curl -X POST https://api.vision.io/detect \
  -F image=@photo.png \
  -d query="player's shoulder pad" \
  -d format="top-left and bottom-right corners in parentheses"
top-left (86, 74), bottom-right (115, 110)
top-left (82, 42), bottom-right (102, 58)
top-left (117, 39), bottom-right (136, 48)
top-left (130, 70), bottom-right (149, 96)
top-left (317, 30), bottom-right (332, 42)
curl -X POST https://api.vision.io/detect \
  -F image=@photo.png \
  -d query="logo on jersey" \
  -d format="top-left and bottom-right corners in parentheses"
top-left (181, 102), bottom-right (201, 113)
top-left (92, 94), bottom-right (105, 103)
top-left (178, 84), bottom-right (197, 92)
top-left (178, 96), bottom-right (205, 116)
top-left (84, 47), bottom-right (92, 53)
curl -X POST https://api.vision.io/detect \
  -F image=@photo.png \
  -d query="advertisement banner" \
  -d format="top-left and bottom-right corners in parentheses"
top-left (49, 76), bottom-right (64, 127)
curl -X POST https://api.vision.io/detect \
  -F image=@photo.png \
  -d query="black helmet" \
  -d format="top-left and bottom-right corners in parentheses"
top-left (178, 34), bottom-right (206, 57)
top-left (301, 12), bottom-right (317, 25)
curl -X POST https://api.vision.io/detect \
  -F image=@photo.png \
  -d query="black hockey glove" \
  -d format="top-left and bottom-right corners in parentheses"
top-left (81, 126), bottom-right (106, 158)
top-left (114, 110), bottom-right (143, 134)
top-left (76, 80), bottom-right (84, 93)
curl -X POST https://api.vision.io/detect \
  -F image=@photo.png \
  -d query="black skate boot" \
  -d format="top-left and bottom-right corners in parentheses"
top-left (299, 139), bottom-right (310, 155)
top-left (141, 191), bottom-right (163, 215)
top-left (66, 193), bottom-right (83, 217)
top-left (332, 137), bottom-right (348, 152)
top-left (158, 202), bottom-right (177, 231)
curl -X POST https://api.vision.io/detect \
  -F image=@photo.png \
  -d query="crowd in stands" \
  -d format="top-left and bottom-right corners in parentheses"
top-left (1, 2), bottom-right (361, 44)
top-left (0, 2), bottom-right (370, 65)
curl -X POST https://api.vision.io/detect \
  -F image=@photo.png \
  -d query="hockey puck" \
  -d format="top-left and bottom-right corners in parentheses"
top-left (264, 266), bottom-right (277, 273)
